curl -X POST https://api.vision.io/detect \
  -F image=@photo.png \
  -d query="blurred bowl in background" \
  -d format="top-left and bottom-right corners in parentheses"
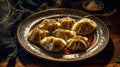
top-left (83, 0), bottom-right (104, 13)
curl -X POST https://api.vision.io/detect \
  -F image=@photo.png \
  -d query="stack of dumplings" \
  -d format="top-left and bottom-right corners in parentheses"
top-left (27, 17), bottom-right (97, 53)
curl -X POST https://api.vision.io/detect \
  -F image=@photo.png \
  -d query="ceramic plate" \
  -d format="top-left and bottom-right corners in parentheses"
top-left (17, 8), bottom-right (109, 62)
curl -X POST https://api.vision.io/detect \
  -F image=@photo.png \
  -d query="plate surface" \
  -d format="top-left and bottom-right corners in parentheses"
top-left (17, 8), bottom-right (109, 62)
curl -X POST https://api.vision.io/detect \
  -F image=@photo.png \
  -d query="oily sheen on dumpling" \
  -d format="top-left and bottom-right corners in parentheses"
top-left (40, 37), bottom-right (67, 52)
top-left (67, 36), bottom-right (89, 51)
top-left (72, 18), bottom-right (97, 35)
top-left (27, 27), bottom-right (50, 44)
top-left (52, 29), bottom-right (76, 41)
top-left (38, 19), bottom-right (61, 33)
top-left (59, 17), bottom-right (76, 30)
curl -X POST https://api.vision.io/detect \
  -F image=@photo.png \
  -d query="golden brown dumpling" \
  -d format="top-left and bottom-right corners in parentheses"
top-left (38, 19), bottom-right (61, 33)
top-left (27, 28), bottom-right (50, 44)
top-left (40, 37), bottom-right (67, 52)
top-left (67, 36), bottom-right (89, 51)
top-left (59, 17), bottom-right (76, 30)
top-left (52, 29), bottom-right (76, 41)
top-left (72, 18), bottom-right (97, 35)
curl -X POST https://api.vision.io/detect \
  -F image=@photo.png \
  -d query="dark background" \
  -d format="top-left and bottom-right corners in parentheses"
top-left (0, 0), bottom-right (119, 62)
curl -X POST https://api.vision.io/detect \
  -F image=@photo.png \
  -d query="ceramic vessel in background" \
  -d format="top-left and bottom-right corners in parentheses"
top-left (82, 0), bottom-right (104, 13)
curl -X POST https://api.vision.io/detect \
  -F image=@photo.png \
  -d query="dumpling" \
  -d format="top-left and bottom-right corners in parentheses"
top-left (59, 17), bottom-right (76, 30)
top-left (38, 19), bottom-right (61, 33)
top-left (27, 27), bottom-right (50, 44)
top-left (52, 29), bottom-right (76, 41)
top-left (66, 36), bottom-right (89, 51)
top-left (40, 37), bottom-right (67, 52)
top-left (72, 18), bottom-right (97, 35)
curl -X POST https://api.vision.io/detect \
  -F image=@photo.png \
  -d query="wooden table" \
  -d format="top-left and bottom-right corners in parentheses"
top-left (0, 9), bottom-right (120, 67)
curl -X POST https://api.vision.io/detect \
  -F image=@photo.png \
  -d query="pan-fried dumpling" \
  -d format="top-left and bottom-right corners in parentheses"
top-left (66, 36), bottom-right (89, 51)
top-left (59, 17), bottom-right (76, 30)
top-left (72, 18), bottom-right (97, 35)
top-left (52, 29), bottom-right (76, 41)
top-left (38, 19), bottom-right (61, 33)
top-left (27, 28), bottom-right (50, 44)
top-left (40, 37), bottom-right (67, 52)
